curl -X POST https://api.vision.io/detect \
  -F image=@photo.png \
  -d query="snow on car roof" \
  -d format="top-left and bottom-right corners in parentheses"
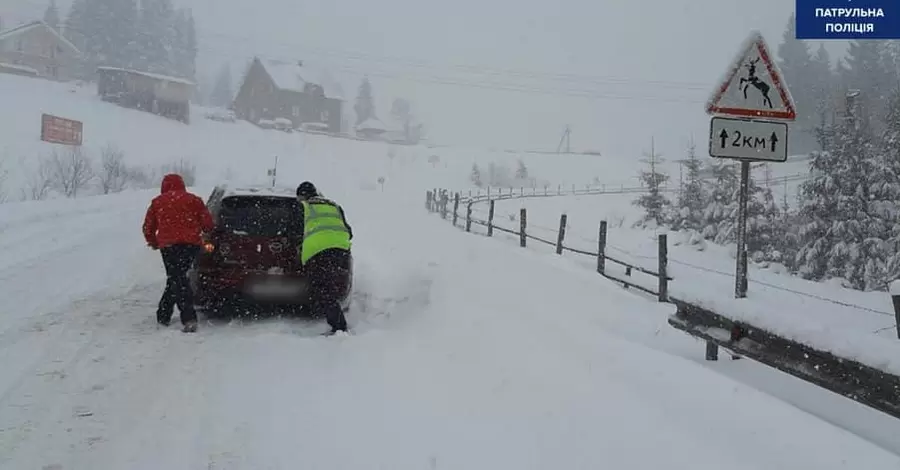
top-left (222, 185), bottom-right (297, 199)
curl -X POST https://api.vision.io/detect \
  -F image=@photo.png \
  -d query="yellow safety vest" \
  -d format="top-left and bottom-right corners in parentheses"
top-left (299, 199), bottom-right (351, 264)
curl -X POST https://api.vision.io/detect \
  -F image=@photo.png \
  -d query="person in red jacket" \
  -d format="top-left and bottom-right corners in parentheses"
top-left (142, 173), bottom-right (214, 332)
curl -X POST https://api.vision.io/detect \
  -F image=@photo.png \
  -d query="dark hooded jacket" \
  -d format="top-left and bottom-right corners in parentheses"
top-left (142, 174), bottom-right (214, 249)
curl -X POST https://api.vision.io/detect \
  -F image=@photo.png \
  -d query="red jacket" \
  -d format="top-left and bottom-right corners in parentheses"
top-left (142, 174), bottom-right (214, 249)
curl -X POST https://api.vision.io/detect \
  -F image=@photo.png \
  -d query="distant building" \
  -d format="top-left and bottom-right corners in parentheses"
top-left (0, 20), bottom-right (81, 81)
top-left (96, 67), bottom-right (195, 123)
top-left (232, 57), bottom-right (343, 133)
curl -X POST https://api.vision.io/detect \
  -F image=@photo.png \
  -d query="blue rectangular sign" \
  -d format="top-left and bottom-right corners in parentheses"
top-left (796, 0), bottom-right (900, 39)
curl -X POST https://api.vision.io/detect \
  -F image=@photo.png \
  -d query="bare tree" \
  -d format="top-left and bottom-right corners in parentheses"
top-left (126, 166), bottom-right (153, 189)
top-left (98, 144), bottom-right (128, 194)
top-left (49, 146), bottom-right (94, 198)
top-left (22, 157), bottom-right (53, 201)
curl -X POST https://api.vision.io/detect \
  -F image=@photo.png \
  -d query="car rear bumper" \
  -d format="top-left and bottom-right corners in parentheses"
top-left (193, 268), bottom-right (307, 304)
top-left (192, 267), bottom-right (352, 308)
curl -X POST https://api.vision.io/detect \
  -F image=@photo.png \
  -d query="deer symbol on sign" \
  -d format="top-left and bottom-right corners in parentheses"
top-left (739, 58), bottom-right (773, 109)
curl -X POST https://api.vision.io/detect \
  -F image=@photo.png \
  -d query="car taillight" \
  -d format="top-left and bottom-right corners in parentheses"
top-left (203, 242), bottom-right (215, 253)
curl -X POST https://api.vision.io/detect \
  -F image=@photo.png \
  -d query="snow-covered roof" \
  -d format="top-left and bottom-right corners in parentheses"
top-left (96, 66), bottom-right (195, 86)
top-left (356, 118), bottom-right (387, 132)
top-left (0, 20), bottom-right (81, 56)
top-left (258, 59), bottom-right (344, 100)
top-left (0, 62), bottom-right (39, 75)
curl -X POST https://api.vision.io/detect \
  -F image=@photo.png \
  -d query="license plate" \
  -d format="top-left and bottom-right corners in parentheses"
top-left (245, 278), bottom-right (306, 298)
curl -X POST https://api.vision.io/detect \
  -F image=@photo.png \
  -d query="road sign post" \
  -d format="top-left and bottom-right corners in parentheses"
top-left (706, 30), bottom-right (796, 299)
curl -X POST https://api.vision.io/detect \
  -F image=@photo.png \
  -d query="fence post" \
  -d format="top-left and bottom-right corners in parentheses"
top-left (558, 184), bottom-right (561, 195)
top-left (452, 192), bottom-right (460, 226)
top-left (706, 341), bottom-right (719, 361)
top-left (597, 221), bottom-right (607, 274)
top-left (556, 213), bottom-right (567, 255)
top-left (487, 200), bottom-right (495, 237)
top-left (440, 191), bottom-right (448, 219)
top-left (658, 234), bottom-right (668, 302)
top-left (468, 190), bottom-right (472, 198)
top-left (891, 281), bottom-right (900, 339)
top-left (466, 203), bottom-right (473, 232)
top-left (520, 187), bottom-right (524, 196)
top-left (572, 184), bottom-right (575, 194)
top-left (426, 190), bottom-right (432, 211)
top-left (544, 185), bottom-right (548, 195)
top-left (519, 208), bottom-right (527, 247)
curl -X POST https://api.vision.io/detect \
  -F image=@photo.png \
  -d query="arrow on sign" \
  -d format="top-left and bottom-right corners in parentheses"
top-left (719, 129), bottom-right (728, 148)
top-left (770, 132), bottom-right (778, 152)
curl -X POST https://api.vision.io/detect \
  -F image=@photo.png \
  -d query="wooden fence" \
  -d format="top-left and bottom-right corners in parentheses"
top-left (425, 188), bottom-right (671, 302)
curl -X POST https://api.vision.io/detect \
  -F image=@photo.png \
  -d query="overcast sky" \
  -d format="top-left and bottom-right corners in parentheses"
top-left (4, 0), bottom-right (846, 158)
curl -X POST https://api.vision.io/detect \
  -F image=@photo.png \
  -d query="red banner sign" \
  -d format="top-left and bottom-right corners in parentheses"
top-left (40, 113), bottom-right (83, 146)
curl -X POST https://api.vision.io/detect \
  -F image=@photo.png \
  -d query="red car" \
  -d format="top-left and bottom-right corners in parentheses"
top-left (189, 185), bottom-right (352, 317)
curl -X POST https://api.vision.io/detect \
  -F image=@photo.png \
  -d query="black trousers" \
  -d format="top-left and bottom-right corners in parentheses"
top-left (157, 244), bottom-right (201, 325)
top-left (305, 248), bottom-right (352, 331)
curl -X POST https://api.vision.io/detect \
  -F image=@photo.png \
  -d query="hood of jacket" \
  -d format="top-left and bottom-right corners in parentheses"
top-left (160, 173), bottom-right (186, 194)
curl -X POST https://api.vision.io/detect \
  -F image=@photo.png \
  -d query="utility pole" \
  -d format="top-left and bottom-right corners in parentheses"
top-left (556, 125), bottom-right (571, 154)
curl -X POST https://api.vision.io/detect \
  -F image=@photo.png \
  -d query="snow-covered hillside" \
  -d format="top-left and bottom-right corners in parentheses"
top-left (1, 75), bottom-right (899, 468)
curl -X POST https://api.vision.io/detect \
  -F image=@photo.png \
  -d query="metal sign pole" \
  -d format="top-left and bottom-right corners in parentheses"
top-left (272, 155), bottom-right (279, 187)
top-left (735, 160), bottom-right (750, 298)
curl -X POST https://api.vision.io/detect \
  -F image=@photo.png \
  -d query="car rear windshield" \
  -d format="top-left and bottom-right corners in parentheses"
top-left (217, 196), bottom-right (302, 237)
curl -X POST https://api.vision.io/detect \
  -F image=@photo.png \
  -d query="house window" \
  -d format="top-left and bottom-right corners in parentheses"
top-left (292, 105), bottom-right (300, 117)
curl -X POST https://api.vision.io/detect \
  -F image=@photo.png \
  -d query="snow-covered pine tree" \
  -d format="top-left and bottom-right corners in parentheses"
top-left (43, 0), bottom-right (60, 31)
top-left (354, 77), bottom-right (376, 126)
top-left (870, 86), bottom-right (900, 288)
top-left (210, 63), bottom-right (233, 108)
top-left (796, 91), bottom-right (882, 289)
top-left (701, 160), bottom-right (737, 241)
top-left (170, 9), bottom-right (197, 79)
top-left (63, 0), bottom-right (88, 75)
top-left (79, 0), bottom-right (139, 71)
top-left (809, 44), bottom-right (836, 139)
top-left (138, 0), bottom-right (176, 74)
top-left (671, 137), bottom-right (706, 231)
top-left (842, 40), bottom-right (892, 133)
top-left (776, 12), bottom-right (816, 154)
top-left (470, 163), bottom-right (483, 187)
top-left (749, 169), bottom-right (783, 263)
top-left (632, 139), bottom-right (670, 228)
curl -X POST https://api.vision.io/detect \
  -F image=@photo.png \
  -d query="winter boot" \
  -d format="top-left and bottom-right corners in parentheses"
top-left (182, 321), bottom-right (198, 333)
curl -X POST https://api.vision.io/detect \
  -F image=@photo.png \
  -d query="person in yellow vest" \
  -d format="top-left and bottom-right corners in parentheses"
top-left (296, 181), bottom-right (353, 335)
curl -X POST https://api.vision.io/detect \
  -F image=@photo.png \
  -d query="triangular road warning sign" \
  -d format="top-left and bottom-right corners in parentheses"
top-left (706, 31), bottom-right (796, 121)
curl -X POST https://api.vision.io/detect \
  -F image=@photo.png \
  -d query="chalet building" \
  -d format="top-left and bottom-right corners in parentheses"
top-left (232, 57), bottom-right (343, 133)
top-left (0, 20), bottom-right (81, 81)
top-left (96, 67), bottom-right (195, 123)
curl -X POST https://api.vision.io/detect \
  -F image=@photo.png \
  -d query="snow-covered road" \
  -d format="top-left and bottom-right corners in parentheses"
top-left (1, 185), bottom-right (898, 469)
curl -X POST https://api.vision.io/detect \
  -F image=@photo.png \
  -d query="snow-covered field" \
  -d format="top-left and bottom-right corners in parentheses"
top-left (1, 74), bottom-right (900, 468)
top-left (469, 191), bottom-right (900, 376)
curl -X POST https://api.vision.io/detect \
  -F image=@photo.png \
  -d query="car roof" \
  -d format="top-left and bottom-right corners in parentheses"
top-left (219, 184), bottom-right (297, 199)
